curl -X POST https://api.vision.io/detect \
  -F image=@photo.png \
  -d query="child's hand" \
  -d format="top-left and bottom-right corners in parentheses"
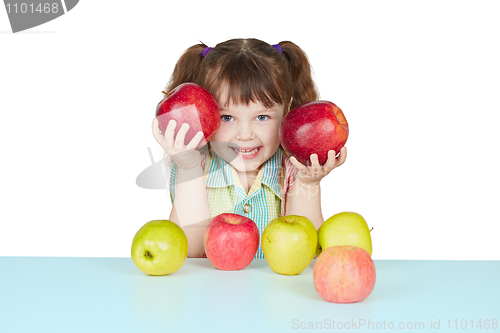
top-left (289, 147), bottom-right (347, 186)
top-left (152, 118), bottom-right (204, 170)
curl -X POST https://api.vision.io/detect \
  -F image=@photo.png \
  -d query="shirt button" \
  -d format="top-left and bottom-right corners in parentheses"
top-left (244, 204), bottom-right (251, 213)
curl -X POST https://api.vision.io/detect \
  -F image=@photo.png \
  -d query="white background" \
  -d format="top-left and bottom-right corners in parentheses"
top-left (1, 0), bottom-right (499, 260)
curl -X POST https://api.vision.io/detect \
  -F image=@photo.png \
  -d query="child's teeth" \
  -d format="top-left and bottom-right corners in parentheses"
top-left (234, 147), bottom-right (259, 155)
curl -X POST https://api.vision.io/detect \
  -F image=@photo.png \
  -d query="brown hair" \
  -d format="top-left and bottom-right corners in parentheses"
top-left (164, 38), bottom-right (319, 113)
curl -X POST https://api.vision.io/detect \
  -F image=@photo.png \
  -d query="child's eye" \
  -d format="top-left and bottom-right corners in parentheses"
top-left (257, 115), bottom-right (269, 121)
top-left (221, 115), bottom-right (233, 122)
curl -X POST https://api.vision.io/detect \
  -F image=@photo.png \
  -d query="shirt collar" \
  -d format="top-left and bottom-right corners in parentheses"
top-left (260, 148), bottom-right (283, 200)
top-left (205, 148), bottom-right (283, 200)
top-left (205, 151), bottom-right (234, 188)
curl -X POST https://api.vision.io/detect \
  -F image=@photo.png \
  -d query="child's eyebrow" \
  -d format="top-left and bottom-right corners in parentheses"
top-left (219, 108), bottom-right (278, 113)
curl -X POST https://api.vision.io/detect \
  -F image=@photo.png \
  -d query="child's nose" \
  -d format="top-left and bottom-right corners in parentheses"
top-left (236, 122), bottom-right (254, 140)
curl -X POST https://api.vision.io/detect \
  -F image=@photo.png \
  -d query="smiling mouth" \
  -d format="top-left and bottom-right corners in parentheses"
top-left (230, 146), bottom-right (261, 156)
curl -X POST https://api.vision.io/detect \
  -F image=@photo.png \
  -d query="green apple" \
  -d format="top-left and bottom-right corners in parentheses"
top-left (262, 215), bottom-right (317, 275)
top-left (131, 220), bottom-right (188, 275)
top-left (317, 212), bottom-right (372, 257)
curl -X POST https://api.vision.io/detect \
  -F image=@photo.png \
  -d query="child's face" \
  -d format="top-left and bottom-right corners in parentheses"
top-left (210, 98), bottom-right (285, 175)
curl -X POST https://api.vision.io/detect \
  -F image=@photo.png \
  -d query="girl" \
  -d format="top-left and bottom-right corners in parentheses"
top-left (152, 38), bottom-right (347, 258)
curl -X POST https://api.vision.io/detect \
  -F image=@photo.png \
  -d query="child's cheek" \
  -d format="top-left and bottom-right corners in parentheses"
top-left (210, 124), bottom-right (228, 142)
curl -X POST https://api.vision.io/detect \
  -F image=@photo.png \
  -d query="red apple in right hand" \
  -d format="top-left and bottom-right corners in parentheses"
top-left (313, 246), bottom-right (376, 303)
top-left (155, 82), bottom-right (221, 149)
top-left (279, 100), bottom-right (348, 165)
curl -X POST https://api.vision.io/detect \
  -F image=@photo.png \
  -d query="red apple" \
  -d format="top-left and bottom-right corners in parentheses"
top-left (204, 213), bottom-right (260, 270)
top-left (313, 246), bottom-right (376, 303)
top-left (155, 82), bottom-right (221, 149)
top-left (279, 100), bottom-right (348, 165)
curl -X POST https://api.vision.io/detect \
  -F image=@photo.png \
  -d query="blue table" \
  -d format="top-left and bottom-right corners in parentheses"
top-left (1, 258), bottom-right (499, 332)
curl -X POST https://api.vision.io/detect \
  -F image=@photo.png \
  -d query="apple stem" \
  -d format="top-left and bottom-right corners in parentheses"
top-left (370, 227), bottom-right (374, 232)
top-left (279, 214), bottom-right (288, 224)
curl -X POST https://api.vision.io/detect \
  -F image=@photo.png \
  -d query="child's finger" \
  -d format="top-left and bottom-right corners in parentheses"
top-left (308, 154), bottom-right (320, 177)
top-left (335, 147), bottom-right (347, 167)
top-left (324, 150), bottom-right (337, 171)
top-left (290, 156), bottom-right (308, 173)
top-left (151, 118), bottom-right (165, 145)
top-left (186, 131), bottom-right (205, 150)
top-left (310, 153), bottom-right (320, 167)
top-left (174, 123), bottom-right (190, 150)
top-left (164, 119), bottom-right (177, 150)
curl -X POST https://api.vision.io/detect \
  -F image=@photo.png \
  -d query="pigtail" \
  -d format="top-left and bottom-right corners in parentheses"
top-left (164, 43), bottom-right (208, 93)
top-left (278, 41), bottom-right (319, 110)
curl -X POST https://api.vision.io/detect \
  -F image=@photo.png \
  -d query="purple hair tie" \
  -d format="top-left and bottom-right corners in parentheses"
top-left (202, 47), bottom-right (212, 57)
top-left (272, 44), bottom-right (283, 54)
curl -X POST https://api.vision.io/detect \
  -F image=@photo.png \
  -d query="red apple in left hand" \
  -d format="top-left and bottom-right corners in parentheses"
top-left (280, 100), bottom-right (348, 165)
top-left (204, 213), bottom-right (260, 270)
top-left (155, 82), bottom-right (221, 149)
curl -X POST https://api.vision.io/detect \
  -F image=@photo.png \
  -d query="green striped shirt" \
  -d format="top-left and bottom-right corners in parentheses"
top-left (169, 147), bottom-right (297, 259)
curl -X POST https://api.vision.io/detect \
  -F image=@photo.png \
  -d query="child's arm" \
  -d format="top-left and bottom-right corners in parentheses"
top-left (286, 147), bottom-right (347, 230)
top-left (286, 181), bottom-right (323, 230)
top-left (169, 164), bottom-right (210, 258)
top-left (153, 118), bottom-right (210, 258)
